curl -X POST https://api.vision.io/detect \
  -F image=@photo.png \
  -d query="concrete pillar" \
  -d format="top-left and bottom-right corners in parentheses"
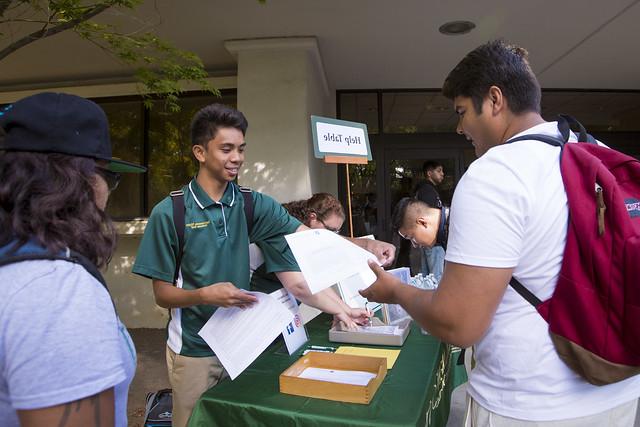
top-left (225, 37), bottom-right (337, 202)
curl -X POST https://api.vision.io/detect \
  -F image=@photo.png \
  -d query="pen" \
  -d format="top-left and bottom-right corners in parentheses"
top-left (309, 345), bottom-right (336, 352)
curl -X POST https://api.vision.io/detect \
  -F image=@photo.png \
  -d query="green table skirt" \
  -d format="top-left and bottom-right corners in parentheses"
top-left (189, 315), bottom-right (467, 427)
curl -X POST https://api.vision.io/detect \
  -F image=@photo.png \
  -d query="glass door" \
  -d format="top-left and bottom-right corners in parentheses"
top-left (382, 148), bottom-right (464, 273)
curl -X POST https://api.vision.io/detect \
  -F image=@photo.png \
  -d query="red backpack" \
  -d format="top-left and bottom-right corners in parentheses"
top-left (508, 115), bottom-right (640, 385)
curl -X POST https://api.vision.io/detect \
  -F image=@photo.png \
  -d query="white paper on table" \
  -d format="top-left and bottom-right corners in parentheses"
top-left (284, 229), bottom-right (380, 294)
top-left (298, 367), bottom-right (376, 386)
top-left (336, 271), bottom-right (381, 311)
top-left (355, 325), bottom-right (400, 335)
top-left (197, 292), bottom-right (293, 380)
top-left (270, 288), bottom-right (308, 354)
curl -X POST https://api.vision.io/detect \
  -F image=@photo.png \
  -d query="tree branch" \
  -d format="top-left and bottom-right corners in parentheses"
top-left (0, 3), bottom-right (110, 60)
top-left (0, 0), bottom-right (12, 18)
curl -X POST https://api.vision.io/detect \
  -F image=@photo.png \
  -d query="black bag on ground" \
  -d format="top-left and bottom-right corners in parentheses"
top-left (144, 388), bottom-right (172, 427)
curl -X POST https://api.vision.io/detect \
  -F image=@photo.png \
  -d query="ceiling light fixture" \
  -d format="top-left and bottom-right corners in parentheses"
top-left (439, 21), bottom-right (476, 36)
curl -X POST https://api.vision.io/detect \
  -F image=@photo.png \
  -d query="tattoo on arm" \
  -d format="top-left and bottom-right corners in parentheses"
top-left (57, 405), bottom-right (71, 427)
top-left (56, 393), bottom-right (102, 427)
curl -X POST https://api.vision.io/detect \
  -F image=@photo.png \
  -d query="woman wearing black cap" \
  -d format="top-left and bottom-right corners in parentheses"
top-left (0, 92), bottom-right (146, 427)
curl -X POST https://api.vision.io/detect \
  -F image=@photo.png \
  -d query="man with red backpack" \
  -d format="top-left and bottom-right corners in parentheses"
top-left (360, 40), bottom-right (640, 425)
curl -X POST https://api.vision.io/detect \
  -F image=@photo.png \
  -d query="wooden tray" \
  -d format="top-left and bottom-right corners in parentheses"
top-left (279, 351), bottom-right (386, 404)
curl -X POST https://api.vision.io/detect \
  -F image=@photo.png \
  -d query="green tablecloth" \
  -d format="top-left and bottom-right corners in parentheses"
top-left (189, 315), bottom-right (467, 427)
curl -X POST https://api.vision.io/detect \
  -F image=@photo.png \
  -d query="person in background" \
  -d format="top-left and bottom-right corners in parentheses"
top-left (284, 192), bottom-right (345, 234)
top-left (250, 193), bottom-right (367, 325)
top-left (414, 160), bottom-right (446, 281)
top-left (132, 104), bottom-right (395, 427)
top-left (390, 197), bottom-right (445, 250)
top-left (360, 40), bottom-right (640, 426)
top-left (0, 92), bottom-right (145, 427)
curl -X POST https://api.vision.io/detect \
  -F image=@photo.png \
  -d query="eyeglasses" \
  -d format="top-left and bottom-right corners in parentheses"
top-left (95, 166), bottom-right (121, 192)
top-left (316, 216), bottom-right (341, 234)
top-left (398, 230), bottom-right (420, 248)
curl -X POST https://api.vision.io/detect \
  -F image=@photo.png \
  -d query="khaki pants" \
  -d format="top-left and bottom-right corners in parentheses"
top-left (464, 394), bottom-right (639, 427)
top-left (166, 346), bottom-right (228, 427)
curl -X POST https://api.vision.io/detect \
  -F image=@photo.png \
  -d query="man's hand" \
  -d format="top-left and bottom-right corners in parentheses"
top-left (354, 238), bottom-right (396, 267)
top-left (358, 260), bottom-right (404, 303)
top-left (198, 283), bottom-right (258, 308)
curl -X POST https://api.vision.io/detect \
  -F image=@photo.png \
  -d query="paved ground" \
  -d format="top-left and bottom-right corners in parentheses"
top-left (127, 329), bottom-right (170, 427)
top-left (127, 327), bottom-right (467, 426)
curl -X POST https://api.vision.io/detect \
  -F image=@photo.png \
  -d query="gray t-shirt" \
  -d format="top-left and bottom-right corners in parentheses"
top-left (0, 259), bottom-right (136, 427)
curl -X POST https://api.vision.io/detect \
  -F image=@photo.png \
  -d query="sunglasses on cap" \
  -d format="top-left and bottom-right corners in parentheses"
top-left (95, 166), bottom-right (121, 192)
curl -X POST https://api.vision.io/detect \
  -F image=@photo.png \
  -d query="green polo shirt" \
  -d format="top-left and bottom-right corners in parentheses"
top-left (132, 179), bottom-right (301, 357)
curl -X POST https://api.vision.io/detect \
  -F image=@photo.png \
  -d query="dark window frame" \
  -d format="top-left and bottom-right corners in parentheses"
top-left (94, 89), bottom-right (237, 220)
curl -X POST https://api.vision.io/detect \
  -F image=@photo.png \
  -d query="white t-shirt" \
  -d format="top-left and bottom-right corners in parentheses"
top-left (445, 121), bottom-right (640, 421)
top-left (0, 259), bottom-right (136, 427)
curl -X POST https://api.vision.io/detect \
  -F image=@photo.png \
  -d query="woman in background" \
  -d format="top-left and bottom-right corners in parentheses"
top-left (283, 192), bottom-right (345, 234)
top-left (250, 193), bottom-right (368, 326)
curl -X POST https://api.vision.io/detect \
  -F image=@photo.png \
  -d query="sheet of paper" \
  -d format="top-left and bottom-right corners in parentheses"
top-left (285, 229), bottom-right (379, 294)
top-left (298, 367), bottom-right (376, 386)
top-left (335, 346), bottom-right (401, 369)
top-left (356, 325), bottom-right (400, 335)
top-left (198, 292), bottom-right (293, 380)
top-left (270, 289), bottom-right (308, 354)
top-left (337, 271), bottom-right (382, 311)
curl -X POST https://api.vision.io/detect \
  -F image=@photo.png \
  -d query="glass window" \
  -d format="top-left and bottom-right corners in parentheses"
top-left (147, 93), bottom-right (237, 209)
top-left (339, 92), bottom-right (379, 134)
top-left (95, 91), bottom-right (237, 219)
top-left (382, 92), bottom-right (456, 133)
top-left (348, 162), bottom-right (377, 237)
top-left (98, 100), bottom-right (144, 220)
top-left (542, 91), bottom-right (640, 132)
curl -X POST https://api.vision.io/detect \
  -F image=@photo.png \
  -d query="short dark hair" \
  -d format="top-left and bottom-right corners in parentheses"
top-left (442, 40), bottom-right (541, 115)
top-left (423, 160), bottom-right (443, 174)
top-left (391, 197), bottom-right (416, 232)
top-left (190, 103), bottom-right (248, 147)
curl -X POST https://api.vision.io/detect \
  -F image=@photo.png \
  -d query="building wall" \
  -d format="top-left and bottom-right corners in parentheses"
top-left (228, 37), bottom-right (334, 203)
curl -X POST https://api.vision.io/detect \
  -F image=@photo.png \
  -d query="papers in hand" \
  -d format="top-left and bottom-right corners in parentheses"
top-left (284, 229), bottom-right (380, 295)
top-left (198, 292), bottom-right (293, 380)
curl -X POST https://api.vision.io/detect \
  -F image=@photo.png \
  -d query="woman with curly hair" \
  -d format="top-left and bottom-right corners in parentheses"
top-left (0, 92), bottom-right (145, 427)
top-left (283, 192), bottom-right (346, 233)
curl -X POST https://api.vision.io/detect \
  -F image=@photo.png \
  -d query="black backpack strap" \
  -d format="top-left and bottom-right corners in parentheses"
top-left (68, 250), bottom-right (108, 289)
top-left (0, 248), bottom-right (116, 313)
top-left (170, 190), bottom-right (185, 285)
top-left (507, 133), bottom-right (566, 147)
top-left (557, 114), bottom-right (596, 144)
top-left (239, 186), bottom-right (254, 236)
top-left (509, 277), bottom-right (542, 308)
top-left (508, 116), bottom-right (596, 148)
top-left (0, 249), bottom-right (107, 290)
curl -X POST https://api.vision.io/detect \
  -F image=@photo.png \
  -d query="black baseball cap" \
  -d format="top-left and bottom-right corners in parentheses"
top-left (0, 92), bottom-right (146, 173)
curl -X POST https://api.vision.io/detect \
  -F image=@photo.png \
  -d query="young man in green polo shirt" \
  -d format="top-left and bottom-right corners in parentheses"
top-left (133, 103), bottom-right (395, 427)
